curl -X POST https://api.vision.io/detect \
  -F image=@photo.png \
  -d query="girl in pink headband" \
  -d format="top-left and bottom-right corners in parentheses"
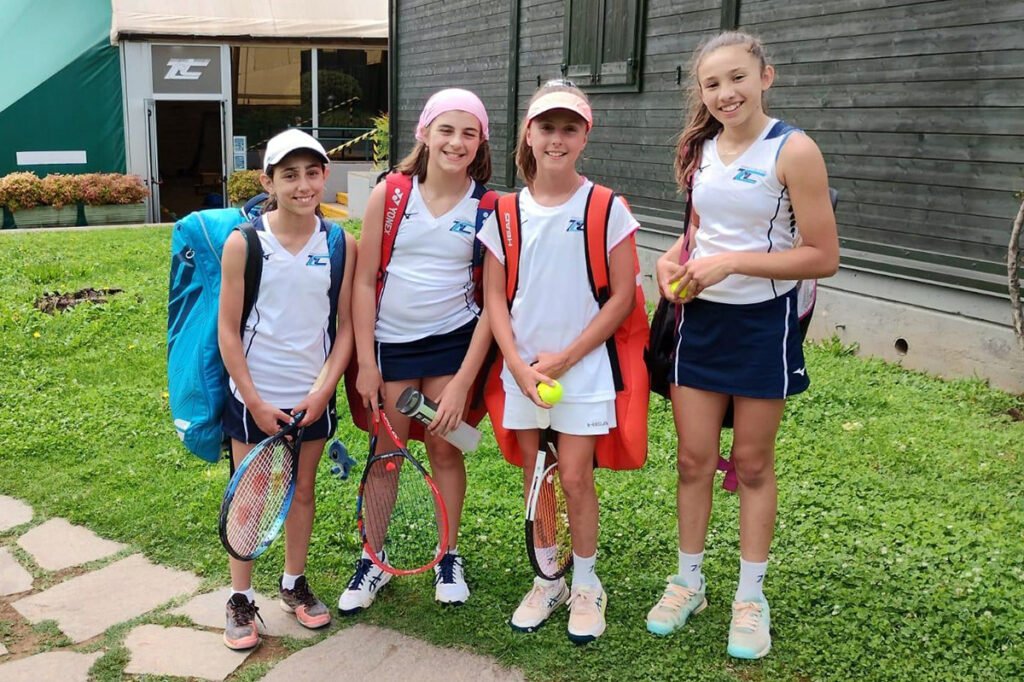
top-left (341, 88), bottom-right (496, 613)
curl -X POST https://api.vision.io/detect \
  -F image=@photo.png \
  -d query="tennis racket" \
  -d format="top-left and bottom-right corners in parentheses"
top-left (524, 405), bottom-right (573, 580)
top-left (219, 410), bottom-right (306, 561)
top-left (355, 409), bottom-right (449, 576)
top-left (218, 365), bottom-right (331, 561)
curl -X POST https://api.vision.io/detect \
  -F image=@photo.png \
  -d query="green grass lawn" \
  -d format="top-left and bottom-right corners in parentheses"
top-left (1, 226), bottom-right (1022, 681)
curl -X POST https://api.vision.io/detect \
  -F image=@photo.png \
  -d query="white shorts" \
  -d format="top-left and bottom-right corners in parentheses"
top-left (502, 392), bottom-right (616, 436)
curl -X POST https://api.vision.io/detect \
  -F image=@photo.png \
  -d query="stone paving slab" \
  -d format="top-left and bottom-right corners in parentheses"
top-left (0, 496), bottom-right (33, 532)
top-left (0, 650), bottom-right (102, 682)
top-left (124, 624), bottom-right (250, 681)
top-left (261, 624), bottom-right (525, 682)
top-left (11, 553), bottom-right (201, 643)
top-left (170, 587), bottom-right (320, 639)
top-left (0, 548), bottom-right (34, 596)
top-left (17, 518), bottom-right (127, 571)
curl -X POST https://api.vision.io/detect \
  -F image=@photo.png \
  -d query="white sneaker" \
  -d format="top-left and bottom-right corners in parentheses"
top-left (337, 555), bottom-right (392, 615)
top-left (567, 585), bottom-right (607, 644)
top-left (510, 576), bottom-right (569, 632)
top-left (433, 552), bottom-right (469, 605)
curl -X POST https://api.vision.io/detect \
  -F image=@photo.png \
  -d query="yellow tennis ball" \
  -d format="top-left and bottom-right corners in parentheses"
top-left (671, 279), bottom-right (689, 298)
top-left (537, 381), bottom-right (563, 405)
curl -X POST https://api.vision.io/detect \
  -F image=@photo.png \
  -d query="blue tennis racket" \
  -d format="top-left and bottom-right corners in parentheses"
top-left (219, 411), bottom-right (306, 561)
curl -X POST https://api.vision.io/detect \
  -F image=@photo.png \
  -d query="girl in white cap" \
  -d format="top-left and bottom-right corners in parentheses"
top-left (340, 88), bottom-right (495, 612)
top-left (477, 80), bottom-right (641, 643)
top-left (219, 128), bottom-right (356, 649)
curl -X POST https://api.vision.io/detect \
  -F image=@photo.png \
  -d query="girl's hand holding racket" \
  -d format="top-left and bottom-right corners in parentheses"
top-left (249, 399), bottom-right (293, 438)
top-left (291, 388), bottom-right (331, 428)
top-left (355, 361), bottom-right (385, 417)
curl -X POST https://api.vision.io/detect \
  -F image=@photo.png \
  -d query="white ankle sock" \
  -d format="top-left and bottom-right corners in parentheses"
top-left (677, 549), bottom-right (704, 590)
top-left (231, 587), bottom-right (256, 603)
top-left (735, 558), bottom-right (768, 602)
top-left (571, 552), bottom-right (601, 590)
top-left (281, 573), bottom-right (302, 590)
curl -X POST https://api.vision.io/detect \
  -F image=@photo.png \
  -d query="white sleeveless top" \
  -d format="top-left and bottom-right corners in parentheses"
top-left (230, 215), bottom-right (332, 407)
top-left (375, 177), bottom-right (483, 343)
top-left (477, 180), bottom-right (640, 402)
top-left (691, 118), bottom-right (801, 304)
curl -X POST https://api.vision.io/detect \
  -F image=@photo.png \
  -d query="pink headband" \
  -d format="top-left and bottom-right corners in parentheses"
top-left (526, 91), bottom-right (593, 130)
top-left (415, 88), bottom-right (490, 141)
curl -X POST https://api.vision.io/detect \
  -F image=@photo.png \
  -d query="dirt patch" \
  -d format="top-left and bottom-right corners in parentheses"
top-left (1007, 407), bottom-right (1023, 422)
top-left (34, 287), bottom-right (123, 314)
top-left (0, 600), bottom-right (47, 659)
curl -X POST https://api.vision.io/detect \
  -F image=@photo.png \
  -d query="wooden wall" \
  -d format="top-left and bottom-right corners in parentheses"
top-left (394, 0), bottom-right (1024, 296)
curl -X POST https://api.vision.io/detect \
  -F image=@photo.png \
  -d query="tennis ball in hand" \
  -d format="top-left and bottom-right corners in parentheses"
top-left (670, 279), bottom-right (690, 298)
top-left (537, 381), bottom-right (563, 405)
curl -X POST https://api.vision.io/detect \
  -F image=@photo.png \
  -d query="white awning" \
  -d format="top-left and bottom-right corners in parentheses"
top-left (110, 0), bottom-right (388, 43)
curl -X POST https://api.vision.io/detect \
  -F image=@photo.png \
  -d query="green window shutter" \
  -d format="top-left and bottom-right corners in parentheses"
top-left (564, 0), bottom-right (599, 84)
top-left (563, 0), bottom-right (645, 93)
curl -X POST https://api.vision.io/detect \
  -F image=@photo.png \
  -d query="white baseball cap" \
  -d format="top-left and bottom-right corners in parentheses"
top-left (263, 129), bottom-right (330, 172)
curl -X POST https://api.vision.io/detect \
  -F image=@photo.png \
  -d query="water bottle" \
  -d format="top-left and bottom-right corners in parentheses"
top-left (395, 387), bottom-right (482, 453)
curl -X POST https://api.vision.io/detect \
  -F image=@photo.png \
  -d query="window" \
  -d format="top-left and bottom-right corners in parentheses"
top-left (562, 0), bottom-right (646, 92)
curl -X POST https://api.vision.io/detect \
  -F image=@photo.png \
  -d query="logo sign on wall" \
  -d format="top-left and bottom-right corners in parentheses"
top-left (151, 45), bottom-right (222, 95)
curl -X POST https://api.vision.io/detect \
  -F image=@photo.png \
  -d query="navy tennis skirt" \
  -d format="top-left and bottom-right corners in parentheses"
top-left (672, 287), bottom-right (809, 399)
top-left (376, 319), bottom-right (476, 382)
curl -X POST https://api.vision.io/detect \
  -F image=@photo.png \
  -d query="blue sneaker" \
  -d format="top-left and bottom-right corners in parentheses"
top-left (646, 575), bottom-right (707, 636)
top-left (727, 598), bottom-right (771, 659)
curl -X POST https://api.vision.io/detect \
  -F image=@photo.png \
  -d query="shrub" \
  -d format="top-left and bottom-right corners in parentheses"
top-left (0, 172), bottom-right (43, 211)
top-left (39, 174), bottom-right (83, 210)
top-left (227, 170), bottom-right (264, 204)
top-left (79, 173), bottom-right (149, 205)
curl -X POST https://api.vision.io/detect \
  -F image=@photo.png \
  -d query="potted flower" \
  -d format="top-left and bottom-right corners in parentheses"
top-left (79, 173), bottom-right (149, 225)
top-left (0, 172), bottom-right (44, 228)
top-left (33, 174), bottom-right (85, 227)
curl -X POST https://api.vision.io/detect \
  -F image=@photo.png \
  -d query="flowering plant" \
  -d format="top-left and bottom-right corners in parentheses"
top-left (39, 174), bottom-right (83, 210)
top-left (78, 173), bottom-right (149, 206)
top-left (0, 172), bottom-right (43, 211)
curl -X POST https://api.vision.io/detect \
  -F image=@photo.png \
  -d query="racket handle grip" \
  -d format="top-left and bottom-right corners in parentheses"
top-left (396, 387), bottom-right (482, 452)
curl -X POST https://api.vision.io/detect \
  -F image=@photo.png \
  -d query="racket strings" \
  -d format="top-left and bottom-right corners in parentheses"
top-left (226, 440), bottom-right (294, 556)
top-left (360, 452), bottom-right (444, 572)
top-left (532, 465), bottom-right (573, 578)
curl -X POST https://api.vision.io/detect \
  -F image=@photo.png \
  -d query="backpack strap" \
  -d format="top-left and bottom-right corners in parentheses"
top-left (238, 223), bottom-right (264, 338)
top-left (495, 193), bottom-right (522, 306)
top-left (376, 172), bottom-right (414, 312)
top-left (581, 185), bottom-right (624, 391)
top-left (324, 218), bottom-right (348, 347)
top-left (471, 184), bottom-right (498, 298)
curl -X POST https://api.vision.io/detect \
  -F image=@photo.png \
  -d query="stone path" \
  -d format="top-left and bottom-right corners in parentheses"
top-left (0, 494), bottom-right (524, 681)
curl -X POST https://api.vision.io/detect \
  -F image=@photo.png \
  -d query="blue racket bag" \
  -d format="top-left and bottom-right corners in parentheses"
top-left (167, 195), bottom-right (346, 462)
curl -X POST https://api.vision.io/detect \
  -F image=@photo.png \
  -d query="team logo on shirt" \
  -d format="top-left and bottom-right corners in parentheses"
top-left (306, 254), bottom-right (329, 267)
top-left (566, 217), bottom-right (584, 232)
top-left (733, 167), bottom-right (767, 184)
top-left (450, 219), bottom-right (475, 235)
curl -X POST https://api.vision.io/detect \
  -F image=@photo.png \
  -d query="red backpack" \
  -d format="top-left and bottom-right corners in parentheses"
top-left (483, 184), bottom-right (650, 470)
top-left (345, 172), bottom-right (498, 441)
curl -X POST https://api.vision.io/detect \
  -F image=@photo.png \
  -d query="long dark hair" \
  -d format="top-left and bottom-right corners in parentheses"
top-left (674, 31), bottom-right (771, 190)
